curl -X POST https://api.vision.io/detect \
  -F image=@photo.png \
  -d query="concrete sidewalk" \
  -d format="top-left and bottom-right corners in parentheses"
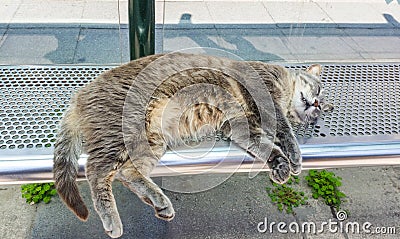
top-left (1, 167), bottom-right (400, 238)
top-left (0, 0), bottom-right (399, 64)
top-left (1, 1), bottom-right (400, 239)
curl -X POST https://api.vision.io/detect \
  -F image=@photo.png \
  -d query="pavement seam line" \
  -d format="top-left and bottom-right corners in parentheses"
top-left (72, 27), bottom-right (83, 64)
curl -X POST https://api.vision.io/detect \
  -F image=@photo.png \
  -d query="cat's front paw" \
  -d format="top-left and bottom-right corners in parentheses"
top-left (289, 156), bottom-right (302, 175)
top-left (269, 156), bottom-right (291, 184)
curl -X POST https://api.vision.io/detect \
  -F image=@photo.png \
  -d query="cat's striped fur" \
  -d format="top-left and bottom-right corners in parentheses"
top-left (53, 53), bottom-right (332, 238)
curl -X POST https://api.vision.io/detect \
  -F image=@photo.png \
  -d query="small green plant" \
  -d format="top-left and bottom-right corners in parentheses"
top-left (21, 182), bottom-right (57, 204)
top-left (305, 169), bottom-right (346, 211)
top-left (266, 176), bottom-right (308, 214)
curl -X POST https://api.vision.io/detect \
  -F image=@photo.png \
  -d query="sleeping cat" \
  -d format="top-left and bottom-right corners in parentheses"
top-left (53, 53), bottom-right (333, 238)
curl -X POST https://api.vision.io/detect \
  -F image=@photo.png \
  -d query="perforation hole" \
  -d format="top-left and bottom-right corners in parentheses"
top-left (0, 66), bottom-right (111, 150)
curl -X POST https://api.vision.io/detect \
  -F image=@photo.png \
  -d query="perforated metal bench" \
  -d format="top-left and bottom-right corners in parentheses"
top-left (1, 63), bottom-right (400, 184)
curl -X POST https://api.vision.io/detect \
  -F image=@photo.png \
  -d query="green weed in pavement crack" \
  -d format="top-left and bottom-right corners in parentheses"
top-left (305, 169), bottom-right (347, 217)
top-left (21, 183), bottom-right (57, 204)
top-left (266, 176), bottom-right (308, 215)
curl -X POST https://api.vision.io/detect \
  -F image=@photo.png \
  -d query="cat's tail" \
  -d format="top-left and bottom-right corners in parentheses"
top-left (53, 104), bottom-right (89, 221)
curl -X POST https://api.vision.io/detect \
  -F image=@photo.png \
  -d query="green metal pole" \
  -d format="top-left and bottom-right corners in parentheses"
top-left (128, 0), bottom-right (155, 60)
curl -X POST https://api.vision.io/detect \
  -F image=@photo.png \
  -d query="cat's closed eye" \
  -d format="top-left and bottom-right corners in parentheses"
top-left (300, 92), bottom-right (310, 106)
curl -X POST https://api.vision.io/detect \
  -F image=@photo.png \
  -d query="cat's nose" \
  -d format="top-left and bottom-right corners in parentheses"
top-left (313, 99), bottom-right (319, 107)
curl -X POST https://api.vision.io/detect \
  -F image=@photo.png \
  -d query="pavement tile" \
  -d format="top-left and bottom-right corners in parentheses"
top-left (0, 185), bottom-right (37, 239)
top-left (292, 53), bottom-right (367, 63)
top-left (2, 0), bottom-right (23, 3)
top-left (11, 0), bottom-right (85, 24)
top-left (155, 28), bottom-right (164, 53)
top-left (262, 1), bottom-right (334, 26)
top-left (361, 52), bottom-right (400, 62)
top-left (74, 28), bottom-right (129, 64)
top-left (341, 27), bottom-right (400, 61)
top-left (280, 27), bottom-right (348, 37)
top-left (161, 173), bottom-right (301, 239)
top-left (307, 233), bottom-right (347, 239)
top-left (0, 28), bottom-right (79, 65)
top-left (82, 0), bottom-right (128, 25)
top-left (0, 1), bottom-right (21, 26)
top-left (163, 1), bottom-right (214, 27)
top-left (342, 28), bottom-right (400, 54)
top-left (1, 0), bottom-right (398, 64)
top-left (291, 177), bottom-right (348, 238)
top-left (30, 181), bottom-right (110, 239)
top-left (368, 2), bottom-right (400, 28)
top-left (18, 167), bottom-right (400, 238)
top-left (293, 167), bottom-right (400, 238)
top-left (279, 27), bottom-right (363, 62)
top-left (213, 28), bottom-right (295, 62)
top-left (207, 1), bottom-right (274, 26)
top-left (0, 29), bottom-right (7, 47)
top-left (331, 167), bottom-right (400, 239)
top-left (316, 2), bottom-right (391, 28)
top-left (35, 181), bottom-right (184, 239)
top-left (294, 208), bottom-right (348, 238)
top-left (161, 28), bottom-right (219, 53)
top-left (155, 1), bottom-right (165, 26)
top-left (29, 173), bottom-right (303, 238)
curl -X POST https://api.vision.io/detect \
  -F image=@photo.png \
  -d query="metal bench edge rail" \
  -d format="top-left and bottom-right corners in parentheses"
top-left (2, 141), bottom-right (400, 185)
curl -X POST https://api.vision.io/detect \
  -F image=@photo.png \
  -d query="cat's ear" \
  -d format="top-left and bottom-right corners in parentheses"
top-left (306, 64), bottom-right (322, 76)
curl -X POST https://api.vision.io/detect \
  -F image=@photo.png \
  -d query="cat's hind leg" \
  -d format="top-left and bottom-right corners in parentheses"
top-left (86, 157), bottom-right (123, 238)
top-left (116, 157), bottom-right (175, 221)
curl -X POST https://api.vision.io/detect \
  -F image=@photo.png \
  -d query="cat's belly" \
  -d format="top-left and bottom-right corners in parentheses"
top-left (146, 85), bottom-right (246, 147)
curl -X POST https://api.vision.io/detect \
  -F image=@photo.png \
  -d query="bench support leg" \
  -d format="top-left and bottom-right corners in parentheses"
top-left (128, 0), bottom-right (155, 60)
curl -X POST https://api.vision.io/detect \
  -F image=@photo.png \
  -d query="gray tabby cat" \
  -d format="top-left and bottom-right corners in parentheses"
top-left (53, 53), bottom-right (333, 238)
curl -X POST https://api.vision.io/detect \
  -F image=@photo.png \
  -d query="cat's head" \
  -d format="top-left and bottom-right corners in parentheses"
top-left (290, 64), bottom-right (334, 126)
